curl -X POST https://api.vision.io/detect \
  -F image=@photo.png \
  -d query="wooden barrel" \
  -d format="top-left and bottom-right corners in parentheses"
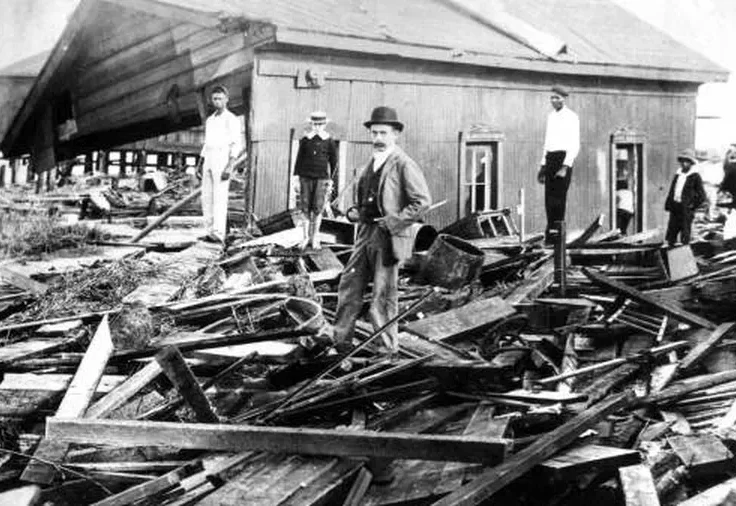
top-left (419, 234), bottom-right (485, 289)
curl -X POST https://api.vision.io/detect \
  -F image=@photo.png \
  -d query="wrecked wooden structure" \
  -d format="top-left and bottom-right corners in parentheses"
top-left (0, 0), bottom-right (728, 232)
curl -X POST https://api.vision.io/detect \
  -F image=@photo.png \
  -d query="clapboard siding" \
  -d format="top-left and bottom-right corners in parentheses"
top-left (251, 50), bottom-right (697, 232)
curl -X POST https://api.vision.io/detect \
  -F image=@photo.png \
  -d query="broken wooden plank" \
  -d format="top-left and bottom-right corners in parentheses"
top-left (649, 370), bottom-right (736, 405)
top-left (89, 460), bottom-right (203, 506)
top-left (679, 322), bottom-right (736, 373)
top-left (404, 296), bottom-right (516, 342)
top-left (21, 316), bottom-right (114, 485)
top-left (431, 391), bottom-right (634, 506)
top-left (582, 267), bottom-right (716, 329)
top-left (568, 213), bottom-right (604, 247)
top-left (665, 245), bottom-right (698, 281)
top-left (131, 188), bottom-right (202, 243)
top-left (155, 346), bottom-right (219, 423)
top-left (619, 464), bottom-right (660, 506)
top-left (678, 476), bottom-right (736, 506)
top-left (0, 485), bottom-right (41, 506)
top-left (46, 418), bottom-right (511, 464)
top-left (85, 361), bottom-right (163, 419)
top-left (0, 336), bottom-right (82, 368)
top-left (0, 265), bottom-right (47, 296)
top-left (538, 444), bottom-right (640, 481)
top-left (505, 257), bottom-right (554, 304)
top-left (667, 434), bottom-right (734, 478)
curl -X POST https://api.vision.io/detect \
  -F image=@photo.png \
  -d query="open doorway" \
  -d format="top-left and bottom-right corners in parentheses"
top-left (609, 129), bottom-right (646, 234)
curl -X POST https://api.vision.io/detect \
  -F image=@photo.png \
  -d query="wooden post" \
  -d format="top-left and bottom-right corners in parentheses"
top-left (155, 346), bottom-right (219, 423)
top-left (518, 187), bottom-right (525, 243)
top-left (554, 220), bottom-right (567, 296)
top-left (130, 187), bottom-right (202, 243)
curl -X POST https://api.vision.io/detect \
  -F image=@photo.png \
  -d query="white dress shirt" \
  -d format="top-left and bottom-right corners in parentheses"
top-left (305, 130), bottom-right (330, 140)
top-left (200, 109), bottom-right (242, 160)
top-left (372, 145), bottom-right (395, 172)
top-left (541, 106), bottom-right (580, 166)
top-left (673, 169), bottom-right (697, 203)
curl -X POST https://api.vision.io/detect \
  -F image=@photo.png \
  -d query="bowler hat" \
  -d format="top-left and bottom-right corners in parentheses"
top-left (677, 148), bottom-right (698, 165)
top-left (364, 106), bottom-right (404, 132)
top-left (551, 86), bottom-right (569, 97)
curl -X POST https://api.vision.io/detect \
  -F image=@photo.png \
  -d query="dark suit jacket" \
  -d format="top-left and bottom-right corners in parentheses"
top-left (665, 171), bottom-right (706, 213)
top-left (354, 147), bottom-right (431, 262)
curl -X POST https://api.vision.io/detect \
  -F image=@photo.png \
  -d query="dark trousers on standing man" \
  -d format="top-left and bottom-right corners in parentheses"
top-left (543, 150), bottom-right (573, 242)
top-left (665, 202), bottom-right (693, 246)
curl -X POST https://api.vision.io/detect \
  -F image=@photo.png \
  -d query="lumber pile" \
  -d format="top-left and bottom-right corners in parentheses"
top-left (4, 199), bottom-right (736, 506)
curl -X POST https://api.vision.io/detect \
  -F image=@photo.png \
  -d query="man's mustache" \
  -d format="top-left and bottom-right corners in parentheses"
top-left (373, 142), bottom-right (386, 148)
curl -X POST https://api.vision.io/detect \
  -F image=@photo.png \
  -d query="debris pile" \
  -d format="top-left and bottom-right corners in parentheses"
top-left (2, 201), bottom-right (736, 505)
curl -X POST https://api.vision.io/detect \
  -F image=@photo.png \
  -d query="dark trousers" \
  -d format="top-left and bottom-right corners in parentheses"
top-left (666, 203), bottom-right (694, 246)
top-left (617, 209), bottom-right (633, 235)
top-left (543, 151), bottom-right (572, 240)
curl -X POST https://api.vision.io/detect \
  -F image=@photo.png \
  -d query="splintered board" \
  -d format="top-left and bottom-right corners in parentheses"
top-left (403, 296), bottom-right (515, 341)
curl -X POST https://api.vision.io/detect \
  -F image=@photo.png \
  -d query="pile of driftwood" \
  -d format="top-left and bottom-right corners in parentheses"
top-left (2, 203), bottom-right (736, 506)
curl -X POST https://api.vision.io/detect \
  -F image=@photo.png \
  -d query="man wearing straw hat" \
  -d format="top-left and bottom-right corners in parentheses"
top-left (665, 148), bottom-right (706, 247)
top-left (294, 111), bottom-right (339, 250)
top-left (332, 106), bottom-right (432, 354)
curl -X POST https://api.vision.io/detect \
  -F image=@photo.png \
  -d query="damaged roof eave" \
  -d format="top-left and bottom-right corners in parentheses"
top-left (274, 28), bottom-right (729, 86)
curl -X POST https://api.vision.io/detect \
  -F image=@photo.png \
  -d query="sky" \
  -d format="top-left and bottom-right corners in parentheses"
top-left (0, 0), bottom-right (733, 149)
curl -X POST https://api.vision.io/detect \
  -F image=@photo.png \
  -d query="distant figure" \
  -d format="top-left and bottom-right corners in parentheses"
top-left (616, 179), bottom-right (634, 234)
top-left (198, 85), bottom-right (242, 244)
top-left (294, 111), bottom-right (338, 250)
top-left (537, 86), bottom-right (580, 244)
top-left (721, 143), bottom-right (736, 198)
top-left (665, 149), bottom-right (706, 247)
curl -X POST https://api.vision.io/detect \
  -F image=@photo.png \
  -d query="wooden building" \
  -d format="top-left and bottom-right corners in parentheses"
top-left (0, 0), bottom-right (728, 232)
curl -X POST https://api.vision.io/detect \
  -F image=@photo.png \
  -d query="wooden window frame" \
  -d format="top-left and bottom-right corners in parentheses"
top-left (458, 126), bottom-right (505, 219)
top-left (609, 128), bottom-right (647, 232)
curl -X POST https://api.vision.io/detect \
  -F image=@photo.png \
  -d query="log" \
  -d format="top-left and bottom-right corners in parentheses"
top-left (21, 316), bottom-right (114, 485)
top-left (403, 296), bottom-right (516, 341)
top-left (430, 391), bottom-right (634, 506)
top-left (46, 418), bottom-right (511, 464)
top-left (131, 187), bottom-right (202, 243)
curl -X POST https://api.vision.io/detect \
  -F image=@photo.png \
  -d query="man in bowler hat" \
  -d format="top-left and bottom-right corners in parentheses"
top-left (332, 106), bottom-right (432, 354)
top-left (665, 148), bottom-right (706, 246)
top-left (538, 86), bottom-right (580, 244)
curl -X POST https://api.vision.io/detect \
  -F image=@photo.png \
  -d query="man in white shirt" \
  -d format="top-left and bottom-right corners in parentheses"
top-left (198, 85), bottom-right (242, 243)
top-left (537, 86), bottom-right (580, 244)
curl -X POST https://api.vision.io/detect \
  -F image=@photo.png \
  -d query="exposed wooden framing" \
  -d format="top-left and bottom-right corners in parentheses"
top-left (85, 361), bottom-right (163, 419)
top-left (619, 465), bottom-right (661, 506)
top-left (431, 391), bottom-right (634, 506)
top-left (46, 418), bottom-right (511, 464)
top-left (155, 346), bottom-right (219, 423)
top-left (582, 267), bottom-right (716, 329)
top-left (21, 316), bottom-right (114, 485)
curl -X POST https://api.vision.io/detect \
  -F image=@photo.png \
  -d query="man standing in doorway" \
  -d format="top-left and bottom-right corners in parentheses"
top-left (333, 107), bottom-right (432, 354)
top-left (199, 85), bottom-right (242, 244)
top-left (538, 86), bottom-right (580, 244)
top-left (294, 111), bottom-right (339, 250)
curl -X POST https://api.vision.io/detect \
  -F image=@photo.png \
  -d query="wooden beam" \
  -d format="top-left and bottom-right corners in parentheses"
top-left (505, 257), bottom-right (554, 304)
top-left (679, 322), bottom-right (736, 373)
top-left (430, 391), bottom-right (634, 506)
top-left (568, 214), bottom-right (604, 247)
top-left (46, 418), bottom-right (511, 464)
top-left (403, 296), bottom-right (516, 341)
top-left (21, 316), bottom-right (114, 485)
top-left (667, 434), bottom-right (734, 478)
top-left (85, 361), bottom-right (163, 419)
top-left (155, 346), bottom-right (219, 423)
top-left (88, 460), bottom-right (203, 506)
top-left (619, 465), bottom-right (661, 506)
top-left (130, 188), bottom-right (202, 243)
top-left (582, 267), bottom-right (716, 329)
top-left (539, 444), bottom-right (640, 481)
top-left (649, 370), bottom-right (736, 405)
top-left (0, 266), bottom-right (47, 296)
